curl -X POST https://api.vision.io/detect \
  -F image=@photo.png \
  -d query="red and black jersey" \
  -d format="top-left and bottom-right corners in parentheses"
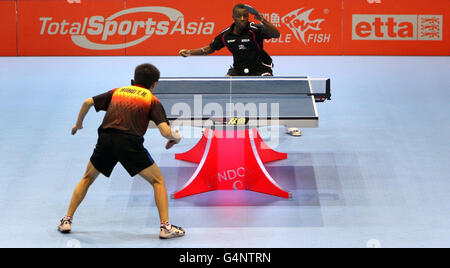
top-left (93, 84), bottom-right (168, 137)
top-left (209, 22), bottom-right (272, 70)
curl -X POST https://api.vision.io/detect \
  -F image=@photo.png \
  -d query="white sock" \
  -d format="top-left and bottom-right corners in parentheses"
top-left (161, 222), bottom-right (171, 229)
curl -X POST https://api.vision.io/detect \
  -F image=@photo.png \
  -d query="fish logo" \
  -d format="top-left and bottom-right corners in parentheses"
top-left (282, 8), bottom-right (324, 45)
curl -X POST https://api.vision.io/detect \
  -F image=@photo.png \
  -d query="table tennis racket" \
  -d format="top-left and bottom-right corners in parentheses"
top-left (244, 4), bottom-right (260, 16)
top-left (165, 140), bottom-right (177, 150)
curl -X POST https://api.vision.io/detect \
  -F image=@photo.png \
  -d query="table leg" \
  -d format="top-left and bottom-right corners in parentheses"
top-left (172, 128), bottom-right (291, 199)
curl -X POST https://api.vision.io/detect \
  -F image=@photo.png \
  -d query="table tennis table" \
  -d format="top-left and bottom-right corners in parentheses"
top-left (151, 76), bottom-right (331, 199)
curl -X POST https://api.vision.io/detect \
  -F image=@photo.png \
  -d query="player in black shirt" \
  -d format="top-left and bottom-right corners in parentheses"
top-left (179, 3), bottom-right (280, 76)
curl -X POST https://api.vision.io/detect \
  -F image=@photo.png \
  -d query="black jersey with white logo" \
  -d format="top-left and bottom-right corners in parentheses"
top-left (210, 22), bottom-right (273, 70)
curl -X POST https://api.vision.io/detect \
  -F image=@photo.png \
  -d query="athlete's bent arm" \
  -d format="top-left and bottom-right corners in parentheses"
top-left (256, 15), bottom-right (280, 38)
top-left (179, 46), bottom-right (214, 57)
top-left (72, 98), bottom-right (94, 135)
top-left (157, 122), bottom-right (181, 141)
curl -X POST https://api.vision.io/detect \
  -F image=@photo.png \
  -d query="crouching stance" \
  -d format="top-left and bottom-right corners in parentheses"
top-left (59, 63), bottom-right (185, 239)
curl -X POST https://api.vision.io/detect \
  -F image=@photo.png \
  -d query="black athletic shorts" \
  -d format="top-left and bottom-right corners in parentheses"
top-left (90, 129), bottom-right (155, 177)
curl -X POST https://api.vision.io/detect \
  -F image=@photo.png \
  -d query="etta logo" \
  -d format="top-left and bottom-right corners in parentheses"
top-left (352, 14), bottom-right (443, 40)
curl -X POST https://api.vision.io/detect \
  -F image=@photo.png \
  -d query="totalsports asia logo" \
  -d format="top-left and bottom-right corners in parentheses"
top-left (39, 7), bottom-right (215, 50)
top-left (352, 14), bottom-right (443, 40)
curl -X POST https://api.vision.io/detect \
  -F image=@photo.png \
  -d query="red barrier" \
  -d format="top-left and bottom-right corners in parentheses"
top-left (0, 0), bottom-right (17, 56)
top-left (343, 0), bottom-right (449, 55)
top-left (1, 0), bottom-right (448, 56)
top-left (14, 0), bottom-right (343, 56)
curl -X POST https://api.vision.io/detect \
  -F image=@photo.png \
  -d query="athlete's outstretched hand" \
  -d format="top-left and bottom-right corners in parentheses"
top-left (71, 124), bottom-right (83, 135)
top-left (165, 129), bottom-right (182, 149)
top-left (179, 49), bottom-right (191, 57)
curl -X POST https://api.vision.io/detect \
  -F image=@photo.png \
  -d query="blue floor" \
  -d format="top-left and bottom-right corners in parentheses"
top-left (0, 55), bottom-right (449, 248)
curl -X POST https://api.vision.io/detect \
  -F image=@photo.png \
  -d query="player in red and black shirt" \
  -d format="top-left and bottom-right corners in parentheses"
top-left (179, 3), bottom-right (280, 76)
top-left (58, 64), bottom-right (185, 239)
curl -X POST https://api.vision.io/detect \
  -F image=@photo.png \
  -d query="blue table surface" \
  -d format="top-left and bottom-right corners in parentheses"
top-left (153, 77), bottom-right (317, 119)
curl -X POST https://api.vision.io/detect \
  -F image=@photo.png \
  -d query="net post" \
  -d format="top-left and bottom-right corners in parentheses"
top-left (326, 79), bottom-right (331, 100)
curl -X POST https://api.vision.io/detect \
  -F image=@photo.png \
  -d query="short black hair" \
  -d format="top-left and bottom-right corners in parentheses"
top-left (233, 3), bottom-right (246, 14)
top-left (134, 63), bottom-right (160, 88)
